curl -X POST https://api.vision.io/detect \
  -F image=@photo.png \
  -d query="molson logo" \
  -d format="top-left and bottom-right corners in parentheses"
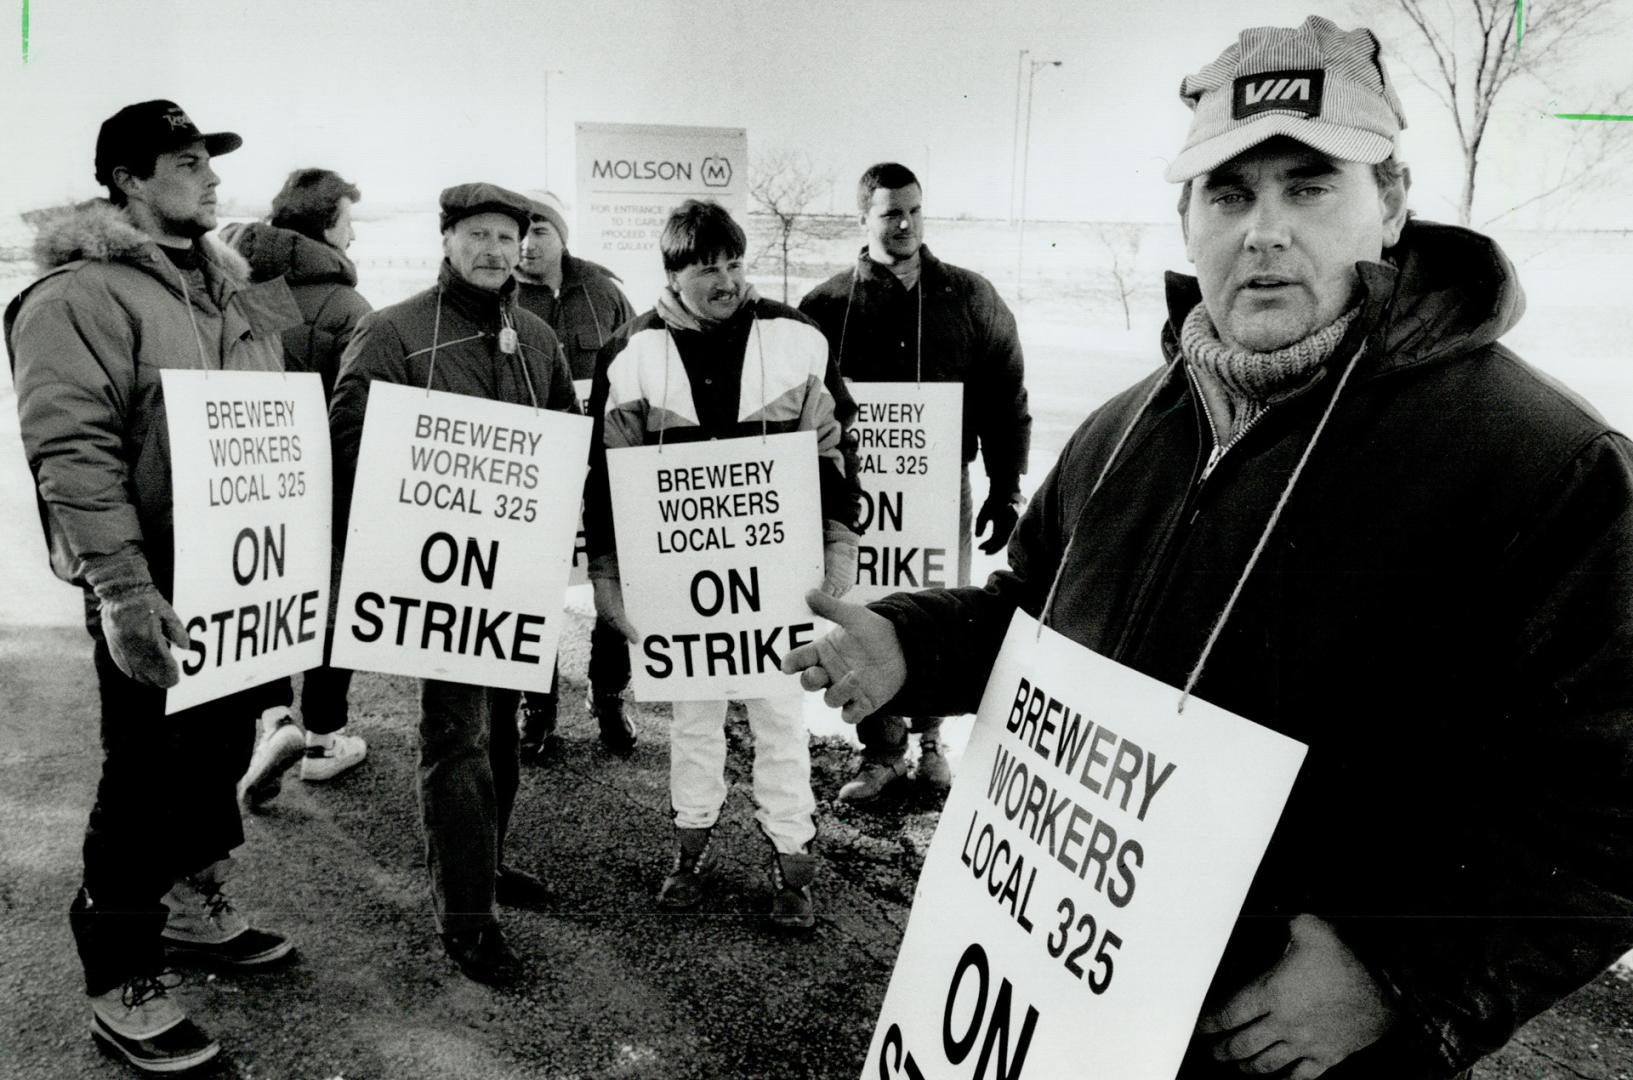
top-left (701, 156), bottom-right (732, 187)
top-left (1231, 69), bottom-right (1324, 119)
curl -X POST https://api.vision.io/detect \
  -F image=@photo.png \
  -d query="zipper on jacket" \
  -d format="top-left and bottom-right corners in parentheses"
top-left (1187, 365), bottom-right (1274, 486)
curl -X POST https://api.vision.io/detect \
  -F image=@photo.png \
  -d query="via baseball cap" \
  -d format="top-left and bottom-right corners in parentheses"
top-left (1165, 16), bottom-right (1406, 183)
top-left (94, 100), bottom-right (242, 187)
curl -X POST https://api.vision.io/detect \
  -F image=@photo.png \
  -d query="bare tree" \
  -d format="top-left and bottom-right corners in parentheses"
top-left (1360, 0), bottom-right (1627, 225)
top-left (747, 150), bottom-right (836, 302)
top-left (1096, 223), bottom-right (1142, 331)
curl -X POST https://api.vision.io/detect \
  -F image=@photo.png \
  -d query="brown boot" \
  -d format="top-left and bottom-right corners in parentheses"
top-left (768, 851), bottom-right (817, 934)
top-left (657, 827), bottom-right (715, 911)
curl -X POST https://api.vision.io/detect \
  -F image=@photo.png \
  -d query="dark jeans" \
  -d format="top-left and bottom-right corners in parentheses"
top-left (71, 623), bottom-right (258, 995)
top-left (418, 678), bottom-right (521, 937)
top-left (858, 468), bottom-right (973, 761)
top-left (250, 627), bottom-right (354, 735)
top-left (520, 614), bottom-right (630, 714)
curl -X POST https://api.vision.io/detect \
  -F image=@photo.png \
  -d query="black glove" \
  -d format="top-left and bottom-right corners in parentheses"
top-left (82, 547), bottom-right (191, 688)
top-left (974, 491), bottom-right (1023, 555)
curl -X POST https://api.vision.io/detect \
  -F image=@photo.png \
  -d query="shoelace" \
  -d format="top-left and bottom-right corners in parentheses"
top-left (201, 887), bottom-right (234, 926)
top-left (122, 970), bottom-right (183, 1010)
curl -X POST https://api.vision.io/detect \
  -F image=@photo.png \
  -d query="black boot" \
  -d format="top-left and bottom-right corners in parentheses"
top-left (588, 690), bottom-right (636, 756)
top-left (518, 693), bottom-right (559, 763)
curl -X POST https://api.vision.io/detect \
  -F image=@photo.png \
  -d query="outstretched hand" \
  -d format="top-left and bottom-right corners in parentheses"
top-left (1196, 913), bottom-right (1399, 1079)
top-left (780, 589), bottom-right (908, 724)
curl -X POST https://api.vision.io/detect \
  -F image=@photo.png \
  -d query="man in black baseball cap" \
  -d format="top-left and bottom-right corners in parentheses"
top-left (95, 99), bottom-right (240, 206)
top-left (6, 98), bottom-right (299, 1074)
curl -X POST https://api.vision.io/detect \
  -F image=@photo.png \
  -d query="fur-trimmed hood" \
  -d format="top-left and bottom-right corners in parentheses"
top-left (27, 198), bottom-right (253, 282)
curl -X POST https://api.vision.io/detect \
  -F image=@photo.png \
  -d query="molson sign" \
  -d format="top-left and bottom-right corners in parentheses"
top-left (576, 122), bottom-right (747, 303)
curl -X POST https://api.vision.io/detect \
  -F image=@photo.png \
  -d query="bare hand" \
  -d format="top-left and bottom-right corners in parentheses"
top-left (592, 577), bottom-right (640, 644)
top-left (780, 589), bottom-right (907, 723)
top-left (1196, 914), bottom-right (1398, 1078)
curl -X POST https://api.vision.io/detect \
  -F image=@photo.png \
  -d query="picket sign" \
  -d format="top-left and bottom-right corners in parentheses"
top-left (163, 370), bottom-right (332, 714)
top-left (846, 381), bottom-right (963, 602)
top-left (607, 429), bottom-right (823, 701)
top-left (863, 611), bottom-right (1306, 1080)
top-left (331, 382), bottom-right (590, 691)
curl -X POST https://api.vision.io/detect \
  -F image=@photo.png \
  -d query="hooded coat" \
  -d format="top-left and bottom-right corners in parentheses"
top-left (514, 249), bottom-right (634, 381)
top-left (872, 220), bottom-right (1633, 1077)
top-left (4, 201), bottom-right (299, 584)
top-left (221, 221), bottom-right (371, 399)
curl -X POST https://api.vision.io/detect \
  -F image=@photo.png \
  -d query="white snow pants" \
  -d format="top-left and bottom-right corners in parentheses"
top-left (668, 694), bottom-right (816, 854)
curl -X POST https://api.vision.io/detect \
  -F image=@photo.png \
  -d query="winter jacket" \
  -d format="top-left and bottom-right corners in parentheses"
top-left (4, 201), bottom-right (299, 585)
top-left (799, 245), bottom-right (1031, 500)
top-left (582, 297), bottom-right (861, 574)
top-left (329, 261), bottom-right (579, 530)
top-left (873, 220), bottom-right (1633, 1078)
top-left (221, 221), bottom-right (371, 399)
top-left (514, 249), bottom-right (635, 381)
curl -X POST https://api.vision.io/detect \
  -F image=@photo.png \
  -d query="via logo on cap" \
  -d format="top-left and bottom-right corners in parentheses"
top-left (163, 108), bottom-right (195, 131)
top-left (1232, 70), bottom-right (1325, 120)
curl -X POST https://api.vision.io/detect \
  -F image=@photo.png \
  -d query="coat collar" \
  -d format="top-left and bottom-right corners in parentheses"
top-left (437, 259), bottom-right (516, 324)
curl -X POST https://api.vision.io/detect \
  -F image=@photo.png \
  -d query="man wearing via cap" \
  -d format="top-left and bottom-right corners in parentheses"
top-left (786, 16), bottom-right (1633, 1078)
top-left (798, 162), bottom-right (1031, 805)
top-left (330, 182), bottom-right (579, 985)
top-left (6, 99), bottom-right (301, 1074)
top-left (511, 190), bottom-right (637, 761)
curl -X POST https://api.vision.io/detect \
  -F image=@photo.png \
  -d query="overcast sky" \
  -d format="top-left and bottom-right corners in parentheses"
top-left (3, 0), bottom-right (1630, 228)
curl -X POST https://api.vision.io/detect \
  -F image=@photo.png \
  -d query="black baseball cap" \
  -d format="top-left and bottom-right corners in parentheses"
top-left (94, 100), bottom-right (242, 186)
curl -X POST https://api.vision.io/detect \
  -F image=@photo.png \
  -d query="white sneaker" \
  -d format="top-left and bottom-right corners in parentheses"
top-left (238, 711), bottom-right (305, 811)
top-left (300, 730), bottom-right (367, 782)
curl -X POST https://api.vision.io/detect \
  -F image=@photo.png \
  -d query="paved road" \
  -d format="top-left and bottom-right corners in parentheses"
top-left (1, 617), bottom-right (1628, 1079)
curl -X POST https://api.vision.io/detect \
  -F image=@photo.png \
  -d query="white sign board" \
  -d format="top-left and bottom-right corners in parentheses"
top-left (607, 431), bottom-right (822, 701)
top-left (163, 370), bottom-right (332, 713)
top-left (848, 381), bottom-right (963, 602)
top-left (576, 121), bottom-right (747, 304)
top-left (332, 382), bottom-right (591, 691)
top-left (864, 611), bottom-right (1306, 1080)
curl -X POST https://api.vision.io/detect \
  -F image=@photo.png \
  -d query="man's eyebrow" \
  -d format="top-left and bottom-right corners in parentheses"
top-left (1201, 167), bottom-right (1247, 190)
top-left (1283, 160), bottom-right (1340, 181)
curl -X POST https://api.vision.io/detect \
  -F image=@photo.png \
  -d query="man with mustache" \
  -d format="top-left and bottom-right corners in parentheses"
top-left (329, 183), bottom-right (578, 985)
top-left (787, 16), bottom-right (1633, 1078)
top-left (583, 199), bottom-right (861, 931)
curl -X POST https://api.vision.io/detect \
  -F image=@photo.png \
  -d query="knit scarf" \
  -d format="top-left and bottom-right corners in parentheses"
top-left (1181, 302), bottom-right (1359, 440)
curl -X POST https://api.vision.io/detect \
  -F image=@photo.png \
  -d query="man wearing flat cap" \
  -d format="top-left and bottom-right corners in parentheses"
top-left (787, 15), bottom-right (1633, 1078)
top-left (6, 99), bottom-right (301, 1074)
top-left (330, 182), bottom-right (579, 985)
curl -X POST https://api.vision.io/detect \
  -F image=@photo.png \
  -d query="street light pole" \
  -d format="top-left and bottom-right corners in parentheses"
top-left (542, 68), bottom-right (564, 188)
top-left (1016, 59), bottom-right (1063, 318)
top-left (1009, 49), bottom-right (1029, 224)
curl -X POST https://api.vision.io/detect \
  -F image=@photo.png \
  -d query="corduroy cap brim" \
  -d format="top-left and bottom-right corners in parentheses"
top-left (1165, 15), bottom-right (1406, 183)
top-left (438, 182), bottom-right (534, 234)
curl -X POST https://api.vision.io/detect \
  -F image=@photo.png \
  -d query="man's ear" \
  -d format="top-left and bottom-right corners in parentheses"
top-left (441, 232), bottom-right (453, 260)
top-left (111, 166), bottom-right (142, 204)
top-left (665, 270), bottom-right (679, 292)
top-left (1380, 165), bottom-right (1411, 248)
